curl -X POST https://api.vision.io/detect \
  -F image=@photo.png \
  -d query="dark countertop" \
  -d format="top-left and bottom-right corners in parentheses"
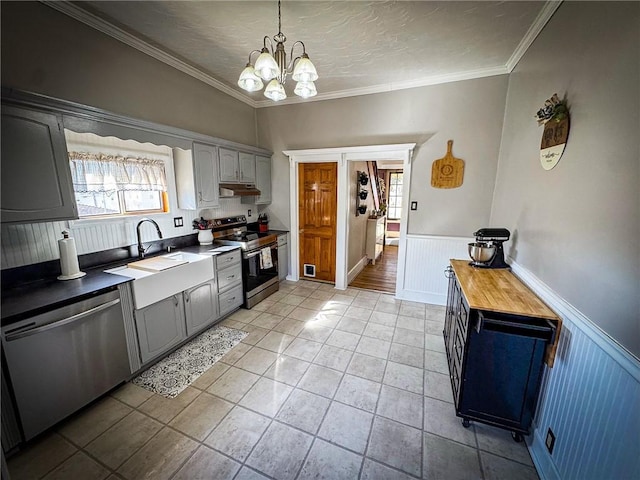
top-left (1, 268), bottom-right (132, 326)
top-left (0, 244), bottom-right (245, 326)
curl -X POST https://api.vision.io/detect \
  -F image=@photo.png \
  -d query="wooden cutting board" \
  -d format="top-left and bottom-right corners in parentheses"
top-left (128, 256), bottom-right (188, 272)
top-left (431, 140), bottom-right (464, 188)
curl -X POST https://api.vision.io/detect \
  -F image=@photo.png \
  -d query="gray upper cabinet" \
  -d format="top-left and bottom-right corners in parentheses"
top-left (238, 152), bottom-right (256, 183)
top-left (184, 279), bottom-right (218, 337)
top-left (175, 143), bottom-right (220, 209)
top-left (219, 147), bottom-right (256, 183)
top-left (1, 104), bottom-right (78, 224)
top-left (243, 155), bottom-right (272, 205)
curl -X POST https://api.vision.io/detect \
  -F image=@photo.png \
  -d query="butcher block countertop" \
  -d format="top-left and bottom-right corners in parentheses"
top-left (450, 259), bottom-right (562, 367)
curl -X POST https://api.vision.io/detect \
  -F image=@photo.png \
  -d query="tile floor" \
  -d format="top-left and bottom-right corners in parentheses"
top-left (7, 280), bottom-right (540, 480)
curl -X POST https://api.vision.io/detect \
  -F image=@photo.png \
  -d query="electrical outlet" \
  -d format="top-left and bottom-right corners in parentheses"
top-left (173, 217), bottom-right (183, 227)
top-left (248, 209), bottom-right (252, 217)
top-left (545, 428), bottom-right (556, 454)
top-left (410, 201), bottom-right (418, 211)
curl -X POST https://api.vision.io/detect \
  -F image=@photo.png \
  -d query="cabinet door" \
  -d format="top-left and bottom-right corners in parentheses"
top-left (254, 156), bottom-right (272, 204)
top-left (238, 152), bottom-right (256, 184)
top-left (135, 295), bottom-right (186, 364)
top-left (1, 105), bottom-right (78, 223)
top-left (193, 143), bottom-right (220, 208)
top-left (218, 147), bottom-right (239, 182)
top-left (184, 280), bottom-right (218, 336)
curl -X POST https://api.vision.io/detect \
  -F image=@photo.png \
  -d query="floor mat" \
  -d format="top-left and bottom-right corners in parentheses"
top-left (131, 324), bottom-right (247, 398)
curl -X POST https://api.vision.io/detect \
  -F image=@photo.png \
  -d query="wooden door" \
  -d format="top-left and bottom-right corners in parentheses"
top-left (298, 162), bottom-right (337, 282)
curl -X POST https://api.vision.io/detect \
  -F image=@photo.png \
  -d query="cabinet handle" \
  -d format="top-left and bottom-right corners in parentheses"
top-left (185, 291), bottom-right (190, 302)
top-left (227, 297), bottom-right (236, 302)
top-left (173, 295), bottom-right (179, 306)
top-left (227, 275), bottom-right (236, 280)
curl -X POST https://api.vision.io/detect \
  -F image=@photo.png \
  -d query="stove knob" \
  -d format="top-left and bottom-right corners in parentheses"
top-left (216, 220), bottom-right (221, 225)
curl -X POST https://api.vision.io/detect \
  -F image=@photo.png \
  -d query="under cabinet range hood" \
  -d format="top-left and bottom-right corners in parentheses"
top-left (219, 183), bottom-right (261, 197)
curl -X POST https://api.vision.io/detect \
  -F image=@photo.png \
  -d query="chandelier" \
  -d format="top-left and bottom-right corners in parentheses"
top-left (237, 0), bottom-right (318, 101)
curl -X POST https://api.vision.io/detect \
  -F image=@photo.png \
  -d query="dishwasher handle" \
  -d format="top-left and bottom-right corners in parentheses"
top-left (476, 311), bottom-right (555, 340)
top-left (4, 298), bottom-right (121, 342)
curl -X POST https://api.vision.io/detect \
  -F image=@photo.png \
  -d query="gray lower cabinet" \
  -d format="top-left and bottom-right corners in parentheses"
top-left (1, 104), bottom-right (78, 223)
top-left (216, 250), bottom-right (243, 315)
top-left (184, 279), bottom-right (218, 336)
top-left (278, 233), bottom-right (288, 281)
top-left (135, 294), bottom-right (187, 364)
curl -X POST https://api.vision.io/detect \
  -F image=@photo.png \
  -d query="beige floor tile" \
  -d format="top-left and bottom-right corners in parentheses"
top-left (273, 317), bottom-right (306, 336)
top-left (318, 402), bottom-right (372, 454)
top-left (233, 346), bottom-right (279, 375)
top-left (85, 411), bottom-right (162, 470)
top-left (220, 342), bottom-right (252, 364)
top-left (423, 432), bottom-right (483, 480)
top-left (207, 366), bottom-right (260, 402)
top-left (173, 446), bottom-right (241, 480)
top-left (8, 433), bottom-right (76, 480)
top-left (298, 439), bottom-right (362, 479)
top-left (383, 361), bottom-right (424, 394)
top-left (256, 331), bottom-right (296, 353)
top-left (389, 342), bottom-right (424, 368)
top-left (190, 361), bottom-right (230, 390)
top-left (138, 386), bottom-right (201, 423)
top-left (110, 382), bottom-right (154, 408)
top-left (276, 389), bottom-right (331, 434)
top-left (251, 312), bottom-right (286, 329)
top-left (240, 325), bottom-right (271, 345)
top-left (117, 427), bottom-right (198, 480)
top-left (42, 451), bottom-right (109, 480)
top-left (367, 416), bottom-right (422, 477)
top-left (334, 374), bottom-right (381, 413)
top-left (264, 354), bottom-right (311, 386)
top-left (346, 353), bottom-right (387, 382)
top-left (169, 392), bottom-right (233, 440)
top-left (238, 377), bottom-right (293, 417)
top-left (204, 406), bottom-right (271, 461)
top-left (313, 344), bottom-right (353, 372)
top-left (480, 451), bottom-right (539, 480)
top-left (377, 385), bottom-right (423, 429)
top-left (57, 396), bottom-right (132, 447)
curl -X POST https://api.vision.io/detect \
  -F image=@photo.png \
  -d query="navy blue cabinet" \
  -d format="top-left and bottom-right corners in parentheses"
top-left (444, 264), bottom-right (556, 441)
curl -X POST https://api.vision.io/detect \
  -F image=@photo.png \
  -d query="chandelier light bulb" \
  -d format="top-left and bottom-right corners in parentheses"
top-left (254, 50), bottom-right (280, 81)
top-left (264, 79), bottom-right (287, 101)
top-left (292, 54), bottom-right (318, 82)
top-left (294, 81), bottom-right (317, 98)
top-left (237, 64), bottom-right (264, 92)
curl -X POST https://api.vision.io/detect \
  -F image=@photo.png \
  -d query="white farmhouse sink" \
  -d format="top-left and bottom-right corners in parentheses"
top-left (105, 252), bottom-right (214, 309)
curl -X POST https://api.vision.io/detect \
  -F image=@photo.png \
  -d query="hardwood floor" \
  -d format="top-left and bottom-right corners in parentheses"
top-left (349, 245), bottom-right (398, 293)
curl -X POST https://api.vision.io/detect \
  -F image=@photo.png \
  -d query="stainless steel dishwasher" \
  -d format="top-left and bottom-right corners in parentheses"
top-left (1, 287), bottom-right (131, 441)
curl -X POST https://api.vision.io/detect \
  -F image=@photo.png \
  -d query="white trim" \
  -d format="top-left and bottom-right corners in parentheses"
top-left (509, 259), bottom-right (639, 380)
top-left (348, 256), bottom-right (369, 284)
top-left (285, 144), bottom-right (415, 292)
top-left (505, 1), bottom-right (563, 72)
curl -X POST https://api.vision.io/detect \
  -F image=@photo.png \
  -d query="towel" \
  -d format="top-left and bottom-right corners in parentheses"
top-left (260, 247), bottom-right (273, 269)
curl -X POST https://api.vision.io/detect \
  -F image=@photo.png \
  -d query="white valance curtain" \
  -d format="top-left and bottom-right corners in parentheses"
top-left (69, 151), bottom-right (167, 193)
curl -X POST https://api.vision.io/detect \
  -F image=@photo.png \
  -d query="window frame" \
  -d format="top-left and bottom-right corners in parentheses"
top-left (387, 170), bottom-right (403, 220)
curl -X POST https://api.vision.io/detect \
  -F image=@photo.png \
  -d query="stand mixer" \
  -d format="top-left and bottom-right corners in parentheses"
top-left (468, 228), bottom-right (511, 269)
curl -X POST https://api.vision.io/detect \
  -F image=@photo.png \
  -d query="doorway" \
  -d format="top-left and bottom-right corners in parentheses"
top-left (284, 143), bottom-right (415, 295)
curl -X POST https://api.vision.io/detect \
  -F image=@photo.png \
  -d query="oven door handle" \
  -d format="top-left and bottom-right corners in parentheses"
top-left (245, 251), bottom-right (261, 259)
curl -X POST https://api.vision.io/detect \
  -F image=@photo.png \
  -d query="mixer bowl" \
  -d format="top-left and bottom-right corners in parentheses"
top-left (468, 242), bottom-right (496, 263)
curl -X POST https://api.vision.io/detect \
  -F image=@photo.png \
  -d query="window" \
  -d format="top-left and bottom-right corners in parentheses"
top-left (387, 172), bottom-right (403, 219)
top-left (69, 151), bottom-right (168, 217)
top-left (65, 130), bottom-right (171, 218)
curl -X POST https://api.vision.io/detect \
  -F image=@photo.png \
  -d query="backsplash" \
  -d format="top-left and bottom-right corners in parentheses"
top-left (1, 197), bottom-right (259, 270)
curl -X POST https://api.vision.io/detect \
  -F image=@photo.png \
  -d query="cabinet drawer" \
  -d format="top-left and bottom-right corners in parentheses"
top-left (277, 234), bottom-right (287, 247)
top-left (218, 285), bottom-right (243, 316)
top-left (215, 250), bottom-right (241, 270)
top-left (217, 263), bottom-right (242, 292)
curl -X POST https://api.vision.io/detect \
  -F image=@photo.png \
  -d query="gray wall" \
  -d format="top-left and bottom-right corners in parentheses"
top-left (492, 1), bottom-right (639, 356)
top-left (257, 76), bottom-right (509, 235)
top-left (1, 2), bottom-right (257, 146)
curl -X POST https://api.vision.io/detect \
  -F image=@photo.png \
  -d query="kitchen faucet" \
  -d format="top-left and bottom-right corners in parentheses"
top-left (136, 218), bottom-right (163, 258)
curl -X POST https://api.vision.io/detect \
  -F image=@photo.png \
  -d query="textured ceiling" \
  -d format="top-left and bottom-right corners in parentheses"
top-left (58, 1), bottom-right (556, 107)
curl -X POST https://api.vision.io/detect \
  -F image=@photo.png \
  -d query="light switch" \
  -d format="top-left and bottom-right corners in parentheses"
top-left (410, 201), bottom-right (418, 211)
top-left (173, 217), bottom-right (183, 227)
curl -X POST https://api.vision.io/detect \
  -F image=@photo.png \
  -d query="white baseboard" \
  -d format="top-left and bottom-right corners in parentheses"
top-left (347, 256), bottom-right (369, 284)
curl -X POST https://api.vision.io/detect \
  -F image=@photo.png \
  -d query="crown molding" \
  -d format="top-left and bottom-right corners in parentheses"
top-left (506, 0), bottom-right (563, 72)
top-left (255, 66), bottom-right (509, 108)
top-left (41, 1), bottom-right (259, 108)
top-left (43, 0), bottom-right (559, 109)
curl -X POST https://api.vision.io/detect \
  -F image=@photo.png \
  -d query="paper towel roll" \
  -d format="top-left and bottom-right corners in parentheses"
top-left (57, 231), bottom-right (86, 280)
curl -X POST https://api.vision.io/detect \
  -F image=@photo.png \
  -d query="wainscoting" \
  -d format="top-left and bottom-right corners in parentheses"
top-left (512, 262), bottom-right (640, 480)
top-left (396, 234), bottom-right (472, 305)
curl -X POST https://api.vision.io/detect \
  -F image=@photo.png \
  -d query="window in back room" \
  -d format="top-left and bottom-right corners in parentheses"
top-left (64, 130), bottom-right (170, 218)
top-left (387, 171), bottom-right (403, 220)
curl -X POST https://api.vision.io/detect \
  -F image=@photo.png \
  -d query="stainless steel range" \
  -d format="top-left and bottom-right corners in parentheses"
top-left (212, 216), bottom-right (279, 309)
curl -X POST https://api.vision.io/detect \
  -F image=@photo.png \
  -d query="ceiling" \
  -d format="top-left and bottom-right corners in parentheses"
top-left (46, 1), bottom-right (560, 108)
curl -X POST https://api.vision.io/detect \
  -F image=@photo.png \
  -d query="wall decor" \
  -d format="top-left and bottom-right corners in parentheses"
top-left (431, 140), bottom-right (464, 188)
top-left (355, 170), bottom-right (369, 216)
top-left (536, 93), bottom-right (570, 171)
